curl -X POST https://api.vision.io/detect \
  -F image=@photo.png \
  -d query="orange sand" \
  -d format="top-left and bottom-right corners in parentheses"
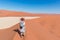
top-left (0, 10), bottom-right (60, 40)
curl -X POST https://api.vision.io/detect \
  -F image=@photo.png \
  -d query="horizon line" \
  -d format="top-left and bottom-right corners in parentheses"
top-left (0, 9), bottom-right (59, 14)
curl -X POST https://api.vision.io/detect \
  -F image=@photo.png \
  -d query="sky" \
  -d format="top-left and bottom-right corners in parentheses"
top-left (0, 0), bottom-right (60, 14)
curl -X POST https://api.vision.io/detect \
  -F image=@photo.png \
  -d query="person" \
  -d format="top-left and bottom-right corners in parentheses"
top-left (19, 18), bottom-right (25, 38)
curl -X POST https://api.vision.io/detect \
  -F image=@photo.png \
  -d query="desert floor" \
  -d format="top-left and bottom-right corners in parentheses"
top-left (0, 10), bottom-right (60, 40)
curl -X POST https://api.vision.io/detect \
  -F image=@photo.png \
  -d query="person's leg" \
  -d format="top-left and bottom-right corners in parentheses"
top-left (22, 32), bottom-right (24, 37)
top-left (20, 32), bottom-right (23, 38)
top-left (20, 32), bottom-right (25, 38)
top-left (22, 27), bottom-right (25, 37)
top-left (20, 27), bottom-right (25, 38)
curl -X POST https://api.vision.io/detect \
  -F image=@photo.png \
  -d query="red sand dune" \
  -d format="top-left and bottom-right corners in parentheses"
top-left (0, 10), bottom-right (60, 40)
top-left (0, 10), bottom-right (40, 17)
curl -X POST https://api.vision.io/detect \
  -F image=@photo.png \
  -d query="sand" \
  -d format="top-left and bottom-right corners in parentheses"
top-left (0, 17), bottom-right (40, 29)
top-left (0, 10), bottom-right (60, 40)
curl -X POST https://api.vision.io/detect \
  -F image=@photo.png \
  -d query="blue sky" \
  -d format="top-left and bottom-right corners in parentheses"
top-left (0, 0), bottom-right (60, 14)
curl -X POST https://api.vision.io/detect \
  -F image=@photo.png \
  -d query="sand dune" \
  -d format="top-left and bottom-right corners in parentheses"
top-left (0, 10), bottom-right (60, 40)
top-left (0, 23), bottom-right (19, 40)
top-left (0, 17), bottom-right (40, 29)
top-left (0, 10), bottom-right (40, 17)
top-left (13, 16), bottom-right (60, 40)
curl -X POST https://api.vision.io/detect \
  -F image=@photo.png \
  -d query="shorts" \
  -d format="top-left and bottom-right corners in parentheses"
top-left (20, 27), bottom-right (25, 33)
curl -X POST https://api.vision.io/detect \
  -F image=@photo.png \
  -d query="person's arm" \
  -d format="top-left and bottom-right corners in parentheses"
top-left (23, 22), bottom-right (25, 26)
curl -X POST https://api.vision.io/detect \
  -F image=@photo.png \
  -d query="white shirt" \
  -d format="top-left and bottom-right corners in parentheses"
top-left (20, 21), bottom-right (25, 27)
top-left (20, 21), bottom-right (25, 32)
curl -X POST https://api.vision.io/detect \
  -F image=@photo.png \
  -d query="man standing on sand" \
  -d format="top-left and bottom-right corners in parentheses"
top-left (20, 18), bottom-right (25, 38)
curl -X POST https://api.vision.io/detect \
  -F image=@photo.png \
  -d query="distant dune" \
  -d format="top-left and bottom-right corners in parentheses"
top-left (0, 10), bottom-right (60, 40)
top-left (0, 10), bottom-right (40, 17)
